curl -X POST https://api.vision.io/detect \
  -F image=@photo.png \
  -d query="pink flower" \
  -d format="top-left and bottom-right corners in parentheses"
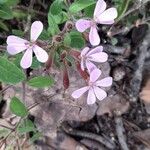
top-left (75, 0), bottom-right (117, 46)
top-left (80, 46), bottom-right (108, 73)
top-left (72, 69), bottom-right (112, 105)
top-left (7, 21), bottom-right (48, 69)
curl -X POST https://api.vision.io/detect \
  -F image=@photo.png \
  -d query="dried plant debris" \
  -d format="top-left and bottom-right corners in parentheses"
top-left (96, 94), bottom-right (129, 116)
top-left (140, 78), bottom-right (150, 104)
top-left (133, 129), bottom-right (150, 149)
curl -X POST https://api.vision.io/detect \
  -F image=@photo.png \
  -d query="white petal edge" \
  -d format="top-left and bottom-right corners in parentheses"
top-left (30, 21), bottom-right (43, 41)
top-left (93, 86), bottom-right (107, 101)
top-left (87, 46), bottom-right (103, 56)
top-left (96, 77), bottom-right (113, 87)
top-left (75, 19), bottom-right (92, 32)
top-left (20, 48), bottom-right (33, 69)
top-left (7, 35), bottom-right (28, 45)
top-left (71, 86), bottom-right (89, 99)
top-left (94, 0), bottom-right (106, 18)
top-left (33, 45), bottom-right (48, 63)
top-left (7, 45), bottom-right (27, 55)
top-left (90, 68), bottom-right (101, 83)
top-left (87, 88), bottom-right (96, 105)
top-left (89, 26), bottom-right (100, 46)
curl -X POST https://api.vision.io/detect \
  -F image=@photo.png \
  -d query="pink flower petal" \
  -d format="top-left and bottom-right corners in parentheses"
top-left (81, 59), bottom-right (85, 71)
top-left (94, 0), bottom-right (106, 17)
top-left (20, 48), bottom-right (33, 69)
top-left (7, 35), bottom-right (28, 45)
top-left (89, 26), bottom-right (100, 46)
top-left (96, 8), bottom-right (117, 24)
top-left (87, 46), bottom-right (103, 56)
top-left (86, 60), bottom-right (97, 73)
top-left (7, 45), bottom-right (27, 55)
top-left (33, 45), bottom-right (48, 63)
top-left (88, 52), bottom-right (108, 62)
top-left (96, 77), bottom-right (113, 87)
top-left (81, 47), bottom-right (90, 57)
top-left (99, 20), bottom-right (115, 24)
top-left (90, 68), bottom-right (101, 82)
top-left (87, 88), bottom-right (96, 105)
top-left (75, 19), bottom-right (92, 32)
top-left (30, 21), bottom-right (43, 41)
top-left (72, 86), bottom-right (89, 98)
top-left (93, 86), bottom-right (107, 101)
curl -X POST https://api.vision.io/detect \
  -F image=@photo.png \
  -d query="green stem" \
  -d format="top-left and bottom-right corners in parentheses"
top-left (116, 0), bottom-right (131, 22)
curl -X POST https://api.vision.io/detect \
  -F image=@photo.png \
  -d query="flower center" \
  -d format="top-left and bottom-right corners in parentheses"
top-left (25, 41), bottom-right (36, 49)
top-left (89, 81), bottom-right (94, 87)
top-left (91, 19), bottom-right (97, 27)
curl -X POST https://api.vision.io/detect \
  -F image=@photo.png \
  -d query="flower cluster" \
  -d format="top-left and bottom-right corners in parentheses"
top-left (6, 0), bottom-right (117, 105)
top-left (71, 0), bottom-right (117, 104)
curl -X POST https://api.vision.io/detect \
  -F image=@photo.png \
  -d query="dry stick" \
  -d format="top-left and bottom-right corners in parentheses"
top-left (0, 45), bottom-right (6, 51)
top-left (114, 112), bottom-right (129, 150)
top-left (127, 29), bottom-right (150, 102)
top-left (109, 17), bottom-right (150, 37)
top-left (15, 5), bottom-right (47, 17)
top-left (103, 45), bottom-right (127, 55)
top-left (109, 0), bottom-right (149, 34)
top-left (15, 5), bottom-right (47, 16)
top-left (61, 122), bottom-right (116, 150)
top-left (122, 0), bottom-right (149, 20)
top-left (0, 118), bottom-right (22, 148)
top-left (0, 85), bottom-right (13, 96)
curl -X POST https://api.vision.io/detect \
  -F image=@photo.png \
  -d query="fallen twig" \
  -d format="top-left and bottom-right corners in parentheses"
top-left (61, 122), bottom-right (116, 150)
top-left (114, 111), bottom-right (129, 150)
top-left (127, 29), bottom-right (150, 102)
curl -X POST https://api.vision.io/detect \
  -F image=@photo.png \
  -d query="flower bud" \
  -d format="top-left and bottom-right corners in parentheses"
top-left (60, 50), bottom-right (67, 60)
top-left (52, 35), bottom-right (62, 44)
top-left (63, 60), bottom-right (69, 90)
top-left (65, 21), bottom-right (74, 31)
top-left (45, 54), bottom-right (53, 70)
top-left (69, 49), bottom-right (80, 59)
top-left (75, 61), bottom-right (89, 80)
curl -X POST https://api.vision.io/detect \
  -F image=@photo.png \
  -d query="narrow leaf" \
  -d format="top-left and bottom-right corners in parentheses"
top-left (27, 76), bottom-right (54, 88)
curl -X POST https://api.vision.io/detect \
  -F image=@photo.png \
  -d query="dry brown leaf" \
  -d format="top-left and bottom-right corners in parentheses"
top-left (96, 94), bottom-right (129, 117)
top-left (140, 79), bottom-right (150, 103)
top-left (133, 129), bottom-right (150, 149)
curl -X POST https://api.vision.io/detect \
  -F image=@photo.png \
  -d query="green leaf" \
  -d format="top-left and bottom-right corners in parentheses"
top-left (5, 0), bottom-right (20, 6)
top-left (53, 11), bottom-right (68, 24)
top-left (47, 14), bottom-right (60, 36)
top-left (12, 29), bottom-right (24, 37)
top-left (0, 5), bottom-right (13, 19)
top-left (0, 20), bottom-right (9, 31)
top-left (69, 0), bottom-right (95, 13)
top-left (10, 97), bottom-right (28, 117)
top-left (64, 31), bottom-right (85, 49)
top-left (0, 56), bottom-right (26, 84)
top-left (84, 3), bottom-right (95, 17)
top-left (30, 132), bottom-right (42, 143)
top-left (27, 76), bottom-right (54, 88)
top-left (113, 0), bottom-right (131, 22)
top-left (50, 0), bottom-right (63, 15)
top-left (39, 29), bottom-right (50, 40)
top-left (0, 128), bottom-right (10, 138)
top-left (13, 10), bottom-right (27, 19)
top-left (30, 57), bottom-right (41, 69)
top-left (17, 119), bottom-right (36, 134)
top-left (0, 0), bottom-right (7, 4)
